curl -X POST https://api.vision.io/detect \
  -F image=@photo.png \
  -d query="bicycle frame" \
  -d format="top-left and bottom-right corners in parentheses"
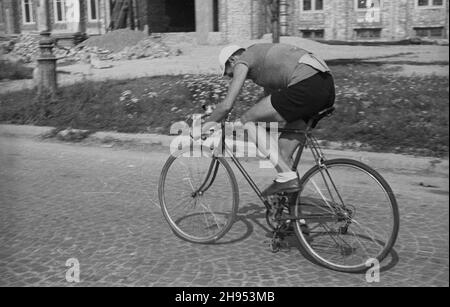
top-left (193, 121), bottom-right (329, 212)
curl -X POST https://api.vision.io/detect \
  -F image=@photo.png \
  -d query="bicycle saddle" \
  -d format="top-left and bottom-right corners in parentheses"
top-left (309, 107), bottom-right (335, 129)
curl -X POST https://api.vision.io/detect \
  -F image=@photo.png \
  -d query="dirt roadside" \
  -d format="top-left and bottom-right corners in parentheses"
top-left (0, 123), bottom-right (448, 178)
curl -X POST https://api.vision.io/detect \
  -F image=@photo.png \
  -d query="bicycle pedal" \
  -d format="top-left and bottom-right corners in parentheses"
top-left (270, 238), bottom-right (291, 253)
top-left (266, 238), bottom-right (281, 253)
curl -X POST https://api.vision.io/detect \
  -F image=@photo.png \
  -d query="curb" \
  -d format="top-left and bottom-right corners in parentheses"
top-left (0, 124), bottom-right (448, 176)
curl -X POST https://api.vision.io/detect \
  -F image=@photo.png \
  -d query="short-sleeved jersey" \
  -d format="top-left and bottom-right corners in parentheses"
top-left (235, 43), bottom-right (322, 91)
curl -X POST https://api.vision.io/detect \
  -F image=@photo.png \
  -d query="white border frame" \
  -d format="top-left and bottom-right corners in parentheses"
top-left (22, 0), bottom-right (35, 24)
top-left (87, 0), bottom-right (100, 22)
top-left (300, 0), bottom-right (324, 13)
top-left (54, 0), bottom-right (66, 23)
top-left (415, 0), bottom-right (446, 9)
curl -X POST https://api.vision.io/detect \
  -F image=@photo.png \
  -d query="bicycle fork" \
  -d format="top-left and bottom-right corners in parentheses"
top-left (191, 158), bottom-right (220, 198)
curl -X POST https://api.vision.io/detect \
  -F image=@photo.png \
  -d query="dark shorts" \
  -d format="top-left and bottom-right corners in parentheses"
top-left (271, 72), bottom-right (335, 123)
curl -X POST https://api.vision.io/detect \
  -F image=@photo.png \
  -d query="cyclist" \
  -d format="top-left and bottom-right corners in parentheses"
top-left (201, 43), bottom-right (335, 196)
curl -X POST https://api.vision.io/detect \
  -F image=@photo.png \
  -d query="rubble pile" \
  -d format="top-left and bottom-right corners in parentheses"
top-left (2, 29), bottom-right (181, 65)
top-left (4, 34), bottom-right (75, 63)
top-left (68, 37), bottom-right (181, 63)
top-left (6, 34), bottom-right (40, 63)
top-left (78, 29), bottom-right (148, 53)
top-left (0, 38), bottom-right (15, 55)
top-left (112, 38), bottom-right (181, 60)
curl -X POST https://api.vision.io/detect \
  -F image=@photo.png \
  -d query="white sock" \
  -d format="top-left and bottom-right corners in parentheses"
top-left (275, 171), bottom-right (297, 183)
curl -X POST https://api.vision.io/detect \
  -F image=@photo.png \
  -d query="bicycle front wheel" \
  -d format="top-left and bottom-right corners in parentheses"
top-left (292, 159), bottom-right (399, 272)
top-left (158, 146), bottom-right (239, 244)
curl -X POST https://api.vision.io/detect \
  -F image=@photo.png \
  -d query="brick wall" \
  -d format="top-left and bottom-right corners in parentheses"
top-left (292, 0), bottom-right (448, 41)
top-left (218, 0), bottom-right (227, 41)
top-left (250, 0), bottom-right (265, 40)
top-left (225, 0), bottom-right (251, 41)
top-left (411, 1), bottom-right (448, 37)
top-left (219, 0), bottom-right (266, 42)
top-left (2, 0), bottom-right (448, 41)
top-left (349, 0), bottom-right (387, 40)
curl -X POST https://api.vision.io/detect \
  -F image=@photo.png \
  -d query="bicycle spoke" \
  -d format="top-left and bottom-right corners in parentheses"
top-left (198, 200), bottom-right (214, 235)
top-left (350, 218), bottom-right (387, 249)
top-left (160, 147), bottom-right (237, 243)
top-left (182, 176), bottom-right (196, 192)
top-left (295, 160), bottom-right (399, 271)
top-left (198, 199), bottom-right (222, 229)
top-left (346, 226), bottom-right (371, 259)
top-left (320, 222), bottom-right (351, 249)
top-left (304, 180), bottom-right (336, 214)
top-left (170, 197), bottom-right (195, 213)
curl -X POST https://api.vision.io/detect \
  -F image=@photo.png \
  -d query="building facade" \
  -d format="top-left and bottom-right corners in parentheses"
top-left (0, 0), bottom-right (109, 35)
top-left (0, 0), bottom-right (448, 42)
top-left (291, 0), bottom-right (449, 41)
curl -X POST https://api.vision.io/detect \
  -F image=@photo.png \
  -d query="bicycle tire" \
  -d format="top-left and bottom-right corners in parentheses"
top-left (158, 146), bottom-right (239, 244)
top-left (291, 158), bottom-right (399, 273)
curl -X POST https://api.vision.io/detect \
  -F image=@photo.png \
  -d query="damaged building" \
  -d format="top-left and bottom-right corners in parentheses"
top-left (0, 0), bottom-right (448, 42)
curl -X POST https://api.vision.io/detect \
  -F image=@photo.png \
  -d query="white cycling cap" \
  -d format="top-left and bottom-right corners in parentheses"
top-left (218, 45), bottom-right (245, 76)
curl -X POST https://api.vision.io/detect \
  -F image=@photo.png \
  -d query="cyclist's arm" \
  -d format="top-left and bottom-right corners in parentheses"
top-left (204, 63), bottom-right (248, 126)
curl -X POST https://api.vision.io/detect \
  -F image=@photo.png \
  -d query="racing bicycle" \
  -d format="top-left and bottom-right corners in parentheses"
top-left (158, 107), bottom-right (399, 273)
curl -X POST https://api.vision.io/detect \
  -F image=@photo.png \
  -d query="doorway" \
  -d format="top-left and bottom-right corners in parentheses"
top-left (165, 0), bottom-right (195, 32)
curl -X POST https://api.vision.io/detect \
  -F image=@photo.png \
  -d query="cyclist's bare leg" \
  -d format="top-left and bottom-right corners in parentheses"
top-left (240, 95), bottom-right (292, 173)
top-left (278, 119), bottom-right (307, 169)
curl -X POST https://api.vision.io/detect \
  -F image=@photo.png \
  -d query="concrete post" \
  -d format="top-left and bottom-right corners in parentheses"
top-left (36, 31), bottom-right (58, 95)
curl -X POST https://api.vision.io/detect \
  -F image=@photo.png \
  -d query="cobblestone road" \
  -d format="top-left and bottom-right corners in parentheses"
top-left (0, 137), bottom-right (448, 286)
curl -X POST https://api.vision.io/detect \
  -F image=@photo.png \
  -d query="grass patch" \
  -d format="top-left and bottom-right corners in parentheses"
top-left (321, 65), bottom-right (449, 156)
top-left (0, 64), bottom-right (448, 157)
top-left (0, 60), bottom-right (33, 80)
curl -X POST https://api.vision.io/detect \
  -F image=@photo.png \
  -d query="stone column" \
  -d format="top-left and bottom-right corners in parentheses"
top-left (195, 0), bottom-right (214, 44)
top-left (36, 31), bottom-right (58, 95)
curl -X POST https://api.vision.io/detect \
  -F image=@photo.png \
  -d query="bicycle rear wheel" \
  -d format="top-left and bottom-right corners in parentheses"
top-left (291, 159), bottom-right (399, 272)
top-left (158, 146), bottom-right (239, 243)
